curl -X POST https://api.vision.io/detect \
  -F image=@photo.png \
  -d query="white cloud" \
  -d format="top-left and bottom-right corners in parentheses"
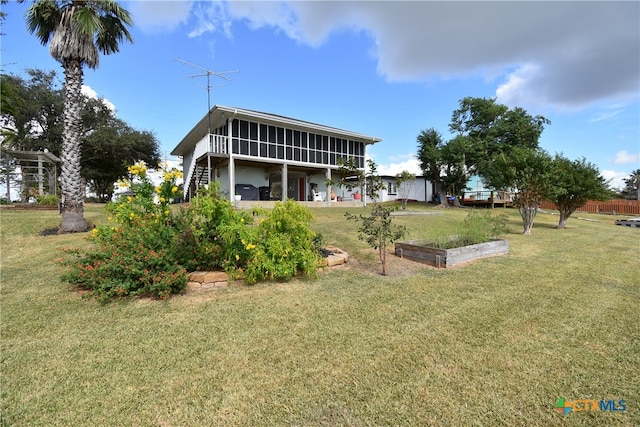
top-left (613, 150), bottom-right (640, 165)
top-left (376, 156), bottom-right (421, 177)
top-left (81, 85), bottom-right (115, 111)
top-left (185, 1), bottom-right (638, 112)
top-left (601, 170), bottom-right (631, 190)
top-left (589, 109), bottom-right (623, 123)
top-left (127, 1), bottom-right (192, 34)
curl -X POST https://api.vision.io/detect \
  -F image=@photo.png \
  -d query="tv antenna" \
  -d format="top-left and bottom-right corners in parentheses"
top-left (174, 58), bottom-right (239, 133)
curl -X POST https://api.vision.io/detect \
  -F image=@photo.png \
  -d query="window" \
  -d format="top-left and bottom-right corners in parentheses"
top-left (239, 120), bottom-right (249, 139)
top-left (260, 124), bottom-right (268, 142)
top-left (387, 181), bottom-right (397, 195)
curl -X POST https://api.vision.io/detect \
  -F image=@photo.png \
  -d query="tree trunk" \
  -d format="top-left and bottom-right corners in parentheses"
top-left (556, 207), bottom-right (576, 229)
top-left (59, 60), bottom-right (88, 233)
top-left (519, 202), bottom-right (538, 235)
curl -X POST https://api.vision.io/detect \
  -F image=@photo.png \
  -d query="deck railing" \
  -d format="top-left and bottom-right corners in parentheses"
top-left (184, 134), bottom-right (229, 198)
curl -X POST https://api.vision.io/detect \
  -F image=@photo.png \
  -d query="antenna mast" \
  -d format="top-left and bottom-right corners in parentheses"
top-left (174, 58), bottom-right (238, 134)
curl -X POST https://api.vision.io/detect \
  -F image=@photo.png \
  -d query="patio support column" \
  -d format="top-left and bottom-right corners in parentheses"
top-left (38, 155), bottom-right (44, 195)
top-left (281, 163), bottom-right (288, 201)
top-left (325, 168), bottom-right (332, 206)
top-left (229, 157), bottom-right (236, 204)
top-left (207, 155), bottom-right (211, 187)
top-left (227, 117), bottom-right (235, 204)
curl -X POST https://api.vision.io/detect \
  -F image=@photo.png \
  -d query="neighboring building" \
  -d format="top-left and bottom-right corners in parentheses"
top-left (378, 175), bottom-right (433, 203)
top-left (171, 105), bottom-right (381, 204)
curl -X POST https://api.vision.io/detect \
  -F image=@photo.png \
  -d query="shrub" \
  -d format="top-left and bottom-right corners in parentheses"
top-left (57, 164), bottom-right (323, 301)
top-left (57, 162), bottom-right (187, 301)
top-left (174, 183), bottom-right (255, 273)
top-left (432, 210), bottom-right (508, 249)
top-left (36, 193), bottom-right (60, 206)
top-left (60, 218), bottom-right (186, 302)
top-left (242, 200), bottom-right (321, 284)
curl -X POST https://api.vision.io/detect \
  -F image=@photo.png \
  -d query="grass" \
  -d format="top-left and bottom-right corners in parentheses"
top-left (1, 203), bottom-right (638, 426)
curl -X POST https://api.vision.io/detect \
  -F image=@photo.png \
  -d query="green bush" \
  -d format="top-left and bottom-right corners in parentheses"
top-left (57, 162), bottom-right (187, 301)
top-left (432, 210), bottom-right (508, 248)
top-left (57, 164), bottom-right (323, 301)
top-left (174, 183), bottom-right (255, 273)
top-left (242, 200), bottom-right (321, 284)
top-left (36, 194), bottom-right (60, 206)
top-left (60, 218), bottom-right (186, 302)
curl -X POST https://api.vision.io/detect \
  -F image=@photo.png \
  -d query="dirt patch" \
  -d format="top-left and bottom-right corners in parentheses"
top-left (331, 248), bottom-right (435, 277)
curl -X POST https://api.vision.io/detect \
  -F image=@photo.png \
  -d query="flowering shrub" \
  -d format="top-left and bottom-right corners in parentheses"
top-left (57, 163), bottom-right (322, 301)
top-left (58, 162), bottom-right (186, 301)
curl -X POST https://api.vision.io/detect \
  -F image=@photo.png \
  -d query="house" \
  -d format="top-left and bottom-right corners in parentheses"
top-left (378, 175), bottom-right (433, 203)
top-left (171, 105), bottom-right (381, 205)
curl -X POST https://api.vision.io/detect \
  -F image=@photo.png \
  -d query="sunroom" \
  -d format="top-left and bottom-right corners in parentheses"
top-left (171, 105), bottom-right (381, 205)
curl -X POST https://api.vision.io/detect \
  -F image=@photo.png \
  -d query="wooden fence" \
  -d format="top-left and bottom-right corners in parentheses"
top-left (539, 199), bottom-right (640, 215)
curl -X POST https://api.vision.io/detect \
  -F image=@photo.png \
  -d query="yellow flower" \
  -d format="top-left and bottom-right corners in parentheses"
top-left (154, 186), bottom-right (161, 194)
top-left (240, 218), bottom-right (245, 223)
top-left (127, 196), bottom-right (133, 203)
top-left (245, 243), bottom-right (256, 250)
top-left (164, 174), bottom-right (171, 182)
top-left (235, 254), bottom-right (240, 261)
top-left (129, 212), bottom-right (135, 219)
top-left (160, 197), bottom-right (166, 203)
top-left (92, 228), bottom-right (99, 236)
top-left (164, 210), bottom-right (170, 215)
top-left (171, 186), bottom-right (178, 193)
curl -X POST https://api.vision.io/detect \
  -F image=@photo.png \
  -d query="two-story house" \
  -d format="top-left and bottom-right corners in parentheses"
top-left (171, 105), bottom-right (382, 205)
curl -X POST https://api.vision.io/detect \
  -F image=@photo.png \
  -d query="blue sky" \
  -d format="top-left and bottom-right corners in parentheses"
top-left (2, 1), bottom-right (638, 189)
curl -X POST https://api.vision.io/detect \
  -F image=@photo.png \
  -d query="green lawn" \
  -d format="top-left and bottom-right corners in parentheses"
top-left (1, 204), bottom-right (638, 426)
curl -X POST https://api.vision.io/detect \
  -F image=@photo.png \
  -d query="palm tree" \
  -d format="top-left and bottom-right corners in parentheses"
top-left (26, 0), bottom-right (133, 232)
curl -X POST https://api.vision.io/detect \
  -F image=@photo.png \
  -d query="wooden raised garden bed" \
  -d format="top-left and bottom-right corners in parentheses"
top-left (395, 239), bottom-right (509, 268)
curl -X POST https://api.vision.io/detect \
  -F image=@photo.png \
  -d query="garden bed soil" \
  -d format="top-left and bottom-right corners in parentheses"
top-left (395, 239), bottom-right (509, 268)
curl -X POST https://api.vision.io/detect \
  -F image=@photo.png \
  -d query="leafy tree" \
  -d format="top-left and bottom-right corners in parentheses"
top-left (416, 128), bottom-right (469, 205)
top-left (26, 0), bottom-right (133, 232)
top-left (416, 128), bottom-right (447, 205)
top-left (449, 97), bottom-right (550, 179)
top-left (1, 68), bottom-right (159, 203)
top-left (82, 118), bottom-right (160, 202)
top-left (345, 204), bottom-right (407, 276)
top-left (395, 170), bottom-right (415, 209)
top-left (0, 69), bottom-right (64, 153)
top-left (618, 169), bottom-right (639, 200)
top-left (481, 147), bottom-right (553, 234)
top-left (545, 155), bottom-right (611, 228)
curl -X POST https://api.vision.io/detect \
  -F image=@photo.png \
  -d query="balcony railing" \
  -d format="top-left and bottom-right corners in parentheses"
top-left (209, 134), bottom-right (228, 155)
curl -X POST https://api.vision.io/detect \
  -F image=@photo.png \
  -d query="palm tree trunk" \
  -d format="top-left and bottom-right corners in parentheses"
top-left (59, 59), bottom-right (88, 233)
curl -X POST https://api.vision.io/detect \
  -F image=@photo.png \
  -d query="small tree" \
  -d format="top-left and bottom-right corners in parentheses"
top-left (344, 160), bottom-right (406, 275)
top-left (618, 169), bottom-right (639, 201)
top-left (395, 170), bottom-right (415, 209)
top-left (545, 155), bottom-right (612, 228)
top-left (481, 147), bottom-right (553, 234)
